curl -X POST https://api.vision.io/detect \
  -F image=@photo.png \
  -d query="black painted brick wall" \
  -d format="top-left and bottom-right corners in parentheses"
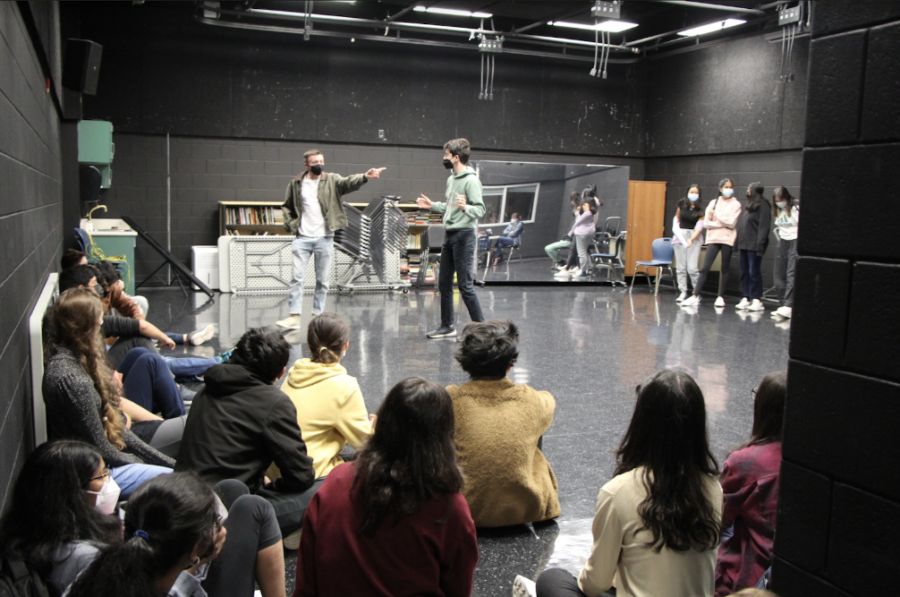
top-left (0, 2), bottom-right (63, 512)
top-left (644, 150), bottom-right (802, 297)
top-left (98, 134), bottom-right (645, 280)
top-left (773, 4), bottom-right (900, 596)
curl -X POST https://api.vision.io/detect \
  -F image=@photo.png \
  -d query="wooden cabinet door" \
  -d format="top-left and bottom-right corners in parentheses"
top-left (625, 181), bottom-right (667, 275)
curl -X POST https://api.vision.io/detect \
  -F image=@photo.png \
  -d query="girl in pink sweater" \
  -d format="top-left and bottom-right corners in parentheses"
top-left (682, 179), bottom-right (742, 307)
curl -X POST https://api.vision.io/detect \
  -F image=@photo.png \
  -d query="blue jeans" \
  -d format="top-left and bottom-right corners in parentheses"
top-left (492, 237), bottom-right (516, 260)
top-left (118, 348), bottom-right (185, 419)
top-left (289, 235), bottom-right (335, 316)
top-left (439, 229), bottom-right (484, 327)
top-left (739, 249), bottom-right (764, 300)
top-left (164, 356), bottom-right (219, 379)
top-left (110, 463), bottom-right (172, 498)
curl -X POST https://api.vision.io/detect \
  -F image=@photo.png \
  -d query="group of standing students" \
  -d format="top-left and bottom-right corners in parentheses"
top-left (676, 179), bottom-right (799, 319)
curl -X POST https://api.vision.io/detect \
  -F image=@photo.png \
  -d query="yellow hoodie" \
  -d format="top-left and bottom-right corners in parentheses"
top-left (280, 358), bottom-right (371, 478)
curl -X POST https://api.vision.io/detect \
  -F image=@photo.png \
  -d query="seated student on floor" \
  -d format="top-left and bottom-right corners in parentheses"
top-left (293, 377), bottom-right (478, 597)
top-left (176, 326), bottom-right (319, 550)
top-left (527, 369), bottom-right (722, 597)
top-left (715, 371), bottom-right (786, 597)
top-left (448, 320), bottom-right (560, 528)
top-left (61, 248), bottom-right (89, 269)
top-left (43, 288), bottom-right (175, 495)
top-left (63, 469), bottom-right (286, 597)
top-left (277, 313), bottom-right (372, 480)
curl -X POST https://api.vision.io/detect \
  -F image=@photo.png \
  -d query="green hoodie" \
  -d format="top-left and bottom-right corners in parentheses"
top-left (431, 168), bottom-right (485, 231)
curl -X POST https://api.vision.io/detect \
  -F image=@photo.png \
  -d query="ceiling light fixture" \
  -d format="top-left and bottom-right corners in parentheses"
top-left (413, 6), bottom-right (492, 19)
top-left (677, 18), bottom-right (746, 37)
top-left (549, 20), bottom-right (638, 33)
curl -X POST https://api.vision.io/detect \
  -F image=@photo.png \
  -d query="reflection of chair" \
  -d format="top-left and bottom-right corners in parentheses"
top-left (416, 226), bottom-right (444, 289)
top-left (591, 232), bottom-right (626, 286)
top-left (630, 237), bottom-right (675, 294)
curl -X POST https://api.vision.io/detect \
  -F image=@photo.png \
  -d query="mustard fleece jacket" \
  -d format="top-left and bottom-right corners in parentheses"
top-left (280, 358), bottom-right (371, 478)
top-left (447, 377), bottom-right (561, 527)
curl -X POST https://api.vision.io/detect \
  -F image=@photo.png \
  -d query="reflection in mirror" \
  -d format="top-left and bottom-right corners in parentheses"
top-left (473, 161), bottom-right (630, 283)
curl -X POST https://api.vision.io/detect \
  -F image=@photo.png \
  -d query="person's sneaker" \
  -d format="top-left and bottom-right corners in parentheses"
top-left (553, 269), bottom-right (572, 278)
top-left (189, 324), bottom-right (215, 346)
top-left (676, 291), bottom-right (688, 303)
top-left (575, 270), bottom-right (591, 278)
top-left (735, 297), bottom-right (751, 310)
top-left (217, 348), bottom-right (235, 363)
top-left (714, 296), bottom-right (726, 307)
top-left (512, 575), bottom-right (537, 597)
top-left (748, 299), bottom-right (766, 312)
top-left (426, 326), bottom-right (456, 339)
top-left (774, 306), bottom-right (792, 318)
top-left (177, 384), bottom-right (197, 403)
top-left (276, 314), bottom-right (302, 329)
top-left (681, 295), bottom-right (700, 306)
top-left (283, 528), bottom-right (302, 550)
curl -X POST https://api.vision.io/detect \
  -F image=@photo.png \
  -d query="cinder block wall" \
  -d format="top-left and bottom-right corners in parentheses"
top-left (772, 3), bottom-right (900, 596)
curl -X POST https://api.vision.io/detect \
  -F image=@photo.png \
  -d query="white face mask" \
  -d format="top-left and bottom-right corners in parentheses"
top-left (687, 193), bottom-right (699, 202)
top-left (722, 188), bottom-right (734, 198)
top-left (776, 201), bottom-right (787, 209)
top-left (86, 475), bottom-right (121, 515)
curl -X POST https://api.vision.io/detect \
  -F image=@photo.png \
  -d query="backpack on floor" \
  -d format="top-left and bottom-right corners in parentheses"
top-left (0, 556), bottom-right (57, 597)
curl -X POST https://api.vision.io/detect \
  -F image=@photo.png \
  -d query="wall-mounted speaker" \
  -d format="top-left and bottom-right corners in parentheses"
top-left (63, 39), bottom-right (103, 95)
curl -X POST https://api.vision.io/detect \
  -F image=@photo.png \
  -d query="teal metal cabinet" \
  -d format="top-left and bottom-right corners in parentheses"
top-left (78, 120), bottom-right (114, 188)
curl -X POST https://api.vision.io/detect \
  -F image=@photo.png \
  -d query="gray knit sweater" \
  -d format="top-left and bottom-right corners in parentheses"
top-left (42, 347), bottom-right (175, 468)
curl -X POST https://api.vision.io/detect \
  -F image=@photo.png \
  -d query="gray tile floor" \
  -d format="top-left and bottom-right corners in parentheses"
top-left (146, 284), bottom-right (790, 597)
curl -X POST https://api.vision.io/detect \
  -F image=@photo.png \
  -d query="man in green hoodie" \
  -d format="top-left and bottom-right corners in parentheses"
top-left (416, 138), bottom-right (486, 339)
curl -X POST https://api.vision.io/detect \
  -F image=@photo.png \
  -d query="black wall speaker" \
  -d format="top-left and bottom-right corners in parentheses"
top-left (63, 39), bottom-right (103, 95)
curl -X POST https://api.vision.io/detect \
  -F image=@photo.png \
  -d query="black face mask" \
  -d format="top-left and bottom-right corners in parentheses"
top-left (309, 164), bottom-right (323, 176)
top-left (442, 158), bottom-right (453, 170)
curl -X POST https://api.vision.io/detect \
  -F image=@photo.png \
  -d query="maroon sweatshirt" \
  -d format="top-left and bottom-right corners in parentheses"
top-left (293, 462), bottom-right (479, 597)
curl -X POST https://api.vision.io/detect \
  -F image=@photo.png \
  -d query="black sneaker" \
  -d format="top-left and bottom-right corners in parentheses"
top-left (426, 326), bottom-right (456, 339)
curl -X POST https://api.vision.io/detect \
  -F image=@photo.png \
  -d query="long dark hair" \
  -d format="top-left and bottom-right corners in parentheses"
top-left (681, 184), bottom-right (703, 218)
top-left (614, 369), bottom-right (721, 553)
top-left (67, 472), bottom-right (219, 597)
top-left (745, 182), bottom-right (767, 213)
top-left (0, 440), bottom-right (121, 575)
top-left (308, 313), bottom-right (350, 365)
top-left (745, 371), bottom-right (786, 447)
top-left (352, 377), bottom-right (464, 537)
top-left (771, 186), bottom-right (796, 218)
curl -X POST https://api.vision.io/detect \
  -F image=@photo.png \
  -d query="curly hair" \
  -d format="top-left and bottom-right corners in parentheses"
top-left (454, 320), bottom-right (519, 379)
top-left (49, 288), bottom-right (125, 449)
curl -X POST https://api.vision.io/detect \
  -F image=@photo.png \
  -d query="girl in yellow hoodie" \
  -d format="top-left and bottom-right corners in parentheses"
top-left (280, 313), bottom-right (372, 478)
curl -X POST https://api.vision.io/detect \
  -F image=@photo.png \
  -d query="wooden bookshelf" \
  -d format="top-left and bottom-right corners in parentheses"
top-left (218, 201), bottom-right (289, 236)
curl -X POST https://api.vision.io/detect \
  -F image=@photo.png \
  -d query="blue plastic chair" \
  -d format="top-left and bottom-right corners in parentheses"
top-left (630, 237), bottom-right (675, 294)
top-left (590, 231), bottom-right (627, 286)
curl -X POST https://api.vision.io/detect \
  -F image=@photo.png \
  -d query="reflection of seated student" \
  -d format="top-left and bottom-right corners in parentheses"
top-left (545, 192), bottom-right (581, 269)
top-left (492, 213), bottom-right (524, 265)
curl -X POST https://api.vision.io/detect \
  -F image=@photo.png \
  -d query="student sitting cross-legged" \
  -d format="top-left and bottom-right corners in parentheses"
top-left (176, 326), bottom-right (320, 550)
top-left (448, 320), bottom-right (560, 528)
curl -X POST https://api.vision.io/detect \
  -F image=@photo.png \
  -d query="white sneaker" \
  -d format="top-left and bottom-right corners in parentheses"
top-left (676, 291), bottom-right (688, 303)
top-left (681, 295), bottom-right (700, 306)
top-left (512, 575), bottom-right (537, 597)
top-left (189, 324), bottom-right (215, 346)
top-left (276, 314), bottom-right (302, 329)
top-left (714, 297), bottom-right (726, 307)
top-left (774, 306), bottom-right (793, 318)
top-left (283, 528), bottom-right (302, 550)
top-left (735, 298), bottom-right (750, 310)
top-left (748, 299), bottom-right (765, 312)
top-left (554, 269), bottom-right (571, 278)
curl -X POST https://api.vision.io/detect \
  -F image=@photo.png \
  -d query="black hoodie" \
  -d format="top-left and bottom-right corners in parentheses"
top-left (176, 363), bottom-right (315, 494)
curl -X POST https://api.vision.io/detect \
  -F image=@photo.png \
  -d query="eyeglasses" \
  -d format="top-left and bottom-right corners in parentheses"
top-left (751, 388), bottom-right (758, 401)
top-left (90, 466), bottom-right (111, 482)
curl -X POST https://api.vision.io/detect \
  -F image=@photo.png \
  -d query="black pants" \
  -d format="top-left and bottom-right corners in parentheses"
top-left (693, 243), bottom-right (733, 297)
top-left (439, 229), bottom-right (484, 327)
top-left (536, 568), bottom-right (616, 597)
top-left (204, 480), bottom-right (282, 597)
top-left (257, 478), bottom-right (325, 536)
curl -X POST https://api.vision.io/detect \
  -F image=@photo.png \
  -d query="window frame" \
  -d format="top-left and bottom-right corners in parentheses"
top-left (477, 182), bottom-right (540, 230)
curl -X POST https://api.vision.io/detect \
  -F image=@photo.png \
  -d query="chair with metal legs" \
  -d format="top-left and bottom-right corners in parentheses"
top-left (590, 232), bottom-right (627, 286)
top-left (630, 237), bottom-right (675, 294)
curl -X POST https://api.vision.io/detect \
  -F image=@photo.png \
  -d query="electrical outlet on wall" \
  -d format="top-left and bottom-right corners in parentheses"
top-left (378, 130), bottom-right (385, 139)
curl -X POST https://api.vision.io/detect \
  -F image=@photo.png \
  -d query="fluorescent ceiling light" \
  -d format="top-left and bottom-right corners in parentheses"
top-left (677, 18), bottom-right (746, 37)
top-left (549, 20), bottom-right (638, 33)
top-left (413, 6), bottom-right (492, 19)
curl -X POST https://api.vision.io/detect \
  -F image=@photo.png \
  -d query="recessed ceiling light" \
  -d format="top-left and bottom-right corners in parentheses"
top-left (413, 6), bottom-right (492, 19)
top-left (549, 20), bottom-right (638, 33)
top-left (677, 18), bottom-right (746, 37)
